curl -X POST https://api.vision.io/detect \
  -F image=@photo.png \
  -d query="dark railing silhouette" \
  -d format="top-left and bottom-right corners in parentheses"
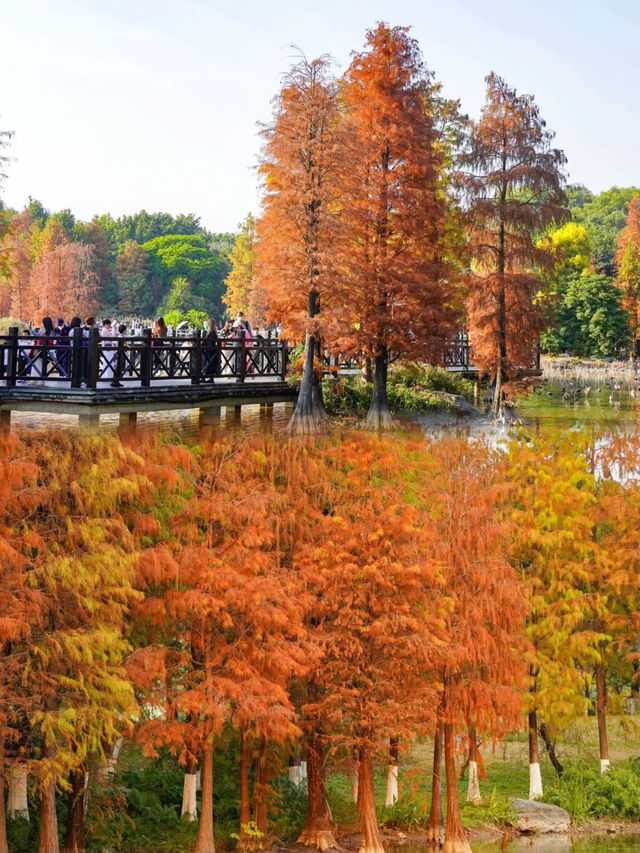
top-left (0, 327), bottom-right (288, 389)
top-left (441, 333), bottom-right (471, 370)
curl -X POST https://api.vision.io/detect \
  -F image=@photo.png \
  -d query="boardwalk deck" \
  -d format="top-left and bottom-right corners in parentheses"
top-left (0, 329), bottom-right (294, 429)
top-left (0, 327), bottom-right (478, 429)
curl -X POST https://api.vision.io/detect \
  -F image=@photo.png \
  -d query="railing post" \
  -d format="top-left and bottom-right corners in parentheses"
top-left (71, 327), bottom-right (83, 388)
top-left (140, 329), bottom-right (152, 387)
top-left (6, 327), bottom-right (18, 387)
top-left (191, 331), bottom-right (202, 385)
top-left (116, 336), bottom-right (125, 383)
top-left (168, 336), bottom-right (177, 378)
top-left (237, 334), bottom-right (246, 383)
top-left (280, 339), bottom-right (288, 381)
top-left (87, 328), bottom-right (99, 389)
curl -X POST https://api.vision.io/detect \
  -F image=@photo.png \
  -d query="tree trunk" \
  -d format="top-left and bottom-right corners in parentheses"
top-left (351, 760), bottom-right (359, 805)
top-left (194, 741), bottom-right (215, 853)
top-left (62, 769), bottom-right (87, 853)
top-left (631, 658), bottom-right (639, 715)
top-left (443, 722), bottom-right (471, 853)
top-left (595, 660), bottom-right (610, 772)
top-left (38, 764), bottom-right (60, 853)
top-left (288, 748), bottom-right (302, 787)
top-left (491, 345), bottom-right (504, 418)
top-left (364, 358), bottom-right (373, 384)
top-left (253, 737), bottom-right (269, 849)
top-left (7, 763), bottom-right (29, 820)
top-left (95, 737), bottom-right (123, 787)
top-left (384, 738), bottom-right (398, 807)
top-left (357, 749), bottom-right (384, 853)
top-left (288, 331), bottom-right (327, 434)
top-left (426, 721), bottom-right (444, 845)
top-left (297, 732), bottom-right (337, 851)
top-left (366, 350), bottom-right (394, 430)
top-left (538, 722), bottom-right (564, 778)
top-left (528, 709), bottom-right (543, 799)
top-left (466, 728), bottom-right (482, 805)
top-left (238, 733), bottom-right (251, 839)
top-left (181, 753), bottom-right (199, 821)
top-left (0, 745), bottom-right (8, 853)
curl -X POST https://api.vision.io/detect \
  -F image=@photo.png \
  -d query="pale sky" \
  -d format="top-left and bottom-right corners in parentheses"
top-left (1, 0), bottom-right (638, 234)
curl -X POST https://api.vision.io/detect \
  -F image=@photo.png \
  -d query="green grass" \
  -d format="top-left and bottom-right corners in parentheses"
top-left (390, 715), bottom-right (640, 829)
top-left (8, 717), bottom-right (635, 853)
top-left (327, 715), bottom-right (639, 833)
top-left (322, 363), bottom-right (477, 418)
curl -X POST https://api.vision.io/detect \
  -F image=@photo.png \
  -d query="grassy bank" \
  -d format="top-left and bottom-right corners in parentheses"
top-left (8, 717), bottom-right (636, 852)
top-left (322, 363), bottom-right (476, 417)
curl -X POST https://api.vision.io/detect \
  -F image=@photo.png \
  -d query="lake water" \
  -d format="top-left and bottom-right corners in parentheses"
top-left (8, 379), bottom-right (638, 439)
top-left (396, 833), bottom-right (640, 852)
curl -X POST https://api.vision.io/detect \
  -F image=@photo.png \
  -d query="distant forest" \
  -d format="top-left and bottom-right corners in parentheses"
top-left (0, 201), bottom-right (235, 324)
top-left (0, 183), bottom-right (638, 359)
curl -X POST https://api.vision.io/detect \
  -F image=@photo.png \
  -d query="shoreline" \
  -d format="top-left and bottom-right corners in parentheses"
top-left (541, 355), bottom-right (640, 389)
top-left (275, 821), bottom-right (640, 852)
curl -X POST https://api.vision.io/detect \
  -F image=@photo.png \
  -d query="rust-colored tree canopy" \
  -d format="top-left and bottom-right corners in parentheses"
top-left (334, 24), bottom-right (460, 427)
top-left (615, 194), bottom-right (640, 344)
top-left (255, 53), bottom-right (342, 432)
top-left (0, 425), bottom-right (637, 853)
top-left (460, 73), bottom-right (568, 412)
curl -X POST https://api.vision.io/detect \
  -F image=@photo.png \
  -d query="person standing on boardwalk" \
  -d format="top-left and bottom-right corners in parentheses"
top-left (152, 316), bottom-right (168, 373)
top-left (54, 317), bottom-right (71, 377)
top-left (29, 316), bottom-right (55, 381)
top-left (203, 318), bottom-right (221, 382)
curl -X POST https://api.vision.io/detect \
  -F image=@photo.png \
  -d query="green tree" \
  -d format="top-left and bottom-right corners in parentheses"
top-left (541, 272), bottom-right (631, 356)
top-left (571, 186), bottom-right (639, 276)
top-left (142, 234), bottom-right (226, 316)
top-left (26, 197), bottom-right (49, 229)
top-left (118, 273), bottom-right (155, 317)
top-left (164, 275), bottom-right (206, 314)
top-left (565, 184), bottom-right (594, 210)
top-left (99, 211), bottom-right (207, 253)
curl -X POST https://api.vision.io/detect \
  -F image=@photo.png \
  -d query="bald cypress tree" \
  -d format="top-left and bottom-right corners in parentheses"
top-left (256, 54), bottom-right (341, 434)
top-left (460, 73), bottom-right (567, 415)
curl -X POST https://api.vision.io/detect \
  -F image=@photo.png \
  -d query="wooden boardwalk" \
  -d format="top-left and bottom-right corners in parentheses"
top-left (0, 329), bottom-right (294, 429)
top-left (0, 328), bottom-right (477, 429)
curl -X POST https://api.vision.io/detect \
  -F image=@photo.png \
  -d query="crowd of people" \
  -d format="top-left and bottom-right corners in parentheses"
top-left (7, 312), bottom-right (282, 386)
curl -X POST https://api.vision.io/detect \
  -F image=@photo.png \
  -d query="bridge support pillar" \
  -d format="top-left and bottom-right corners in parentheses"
top-left (0, 409), bottom-right (11, 432)
top-left (79, 412), bottom-right (100, 430)
top-left (200, 406), bottom-right (221, 426)
top-left (119, 412), bottom-right (137, 432)
top-left (224, 406), bottom-right (241, 426)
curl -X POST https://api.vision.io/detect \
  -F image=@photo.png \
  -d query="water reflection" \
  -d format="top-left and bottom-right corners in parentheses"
top-left (8, 386), bottom-right (638, 441)
top-left (395, 833), bottom-right (639, 853)
top-left (10, 402), bottom-right (292, 437)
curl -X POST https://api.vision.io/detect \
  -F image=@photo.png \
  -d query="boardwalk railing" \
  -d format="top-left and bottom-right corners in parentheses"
top-left (441, 333), bottom-right (471, 370)
top-left (0, 328), bottom-right (288, 389)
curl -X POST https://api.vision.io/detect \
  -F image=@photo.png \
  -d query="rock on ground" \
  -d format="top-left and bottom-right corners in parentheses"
top-left (508, 798), bottom-right (571, 834)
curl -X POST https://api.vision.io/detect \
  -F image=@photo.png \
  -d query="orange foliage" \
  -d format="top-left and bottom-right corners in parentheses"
top-left (460, 73), bottom-right (567, 411)
top-left (335, 25), bottom-right (459, 425)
